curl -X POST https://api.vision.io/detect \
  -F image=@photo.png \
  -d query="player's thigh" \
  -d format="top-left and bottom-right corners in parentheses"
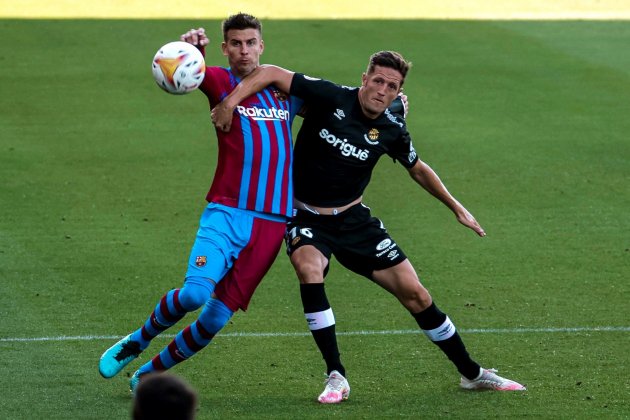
top-left (285, 219), bottom-right (333, 279)
top-left (186, 203), bottom-right (253, 282)
top-left (214, 216), bottom-right (286, 312)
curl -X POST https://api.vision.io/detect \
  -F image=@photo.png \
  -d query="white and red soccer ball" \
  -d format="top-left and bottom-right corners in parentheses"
top-left (152, 41), bottom-right (205, 95)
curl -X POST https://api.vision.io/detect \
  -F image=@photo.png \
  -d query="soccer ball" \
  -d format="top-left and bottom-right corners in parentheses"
top-left (152, 41), bottom-right (205, 95)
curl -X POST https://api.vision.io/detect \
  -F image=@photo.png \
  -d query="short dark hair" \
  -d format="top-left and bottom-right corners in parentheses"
top-left (222, 13), bottom-right (262, 41)
top-left (132, 373), bottom-right (198, 420)
top-left (366, 51), bottom-right (411, 86)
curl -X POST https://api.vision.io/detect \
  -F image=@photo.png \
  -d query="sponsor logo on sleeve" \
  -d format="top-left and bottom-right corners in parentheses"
top-left (408, 142), bottom-right (418, 163)
top-left (385, 108), bottom-right (404, 128)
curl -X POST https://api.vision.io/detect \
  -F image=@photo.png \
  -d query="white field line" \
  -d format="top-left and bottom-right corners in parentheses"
top-left (1, 326), bottom-right (628, 343)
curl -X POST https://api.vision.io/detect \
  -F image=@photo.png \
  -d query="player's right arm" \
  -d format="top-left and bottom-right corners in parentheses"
top-left (212, 65), bottom-right (295, 132)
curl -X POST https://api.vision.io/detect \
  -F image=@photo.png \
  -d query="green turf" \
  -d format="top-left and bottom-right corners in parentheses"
top-left (1, 19), bottom-right (628, 419)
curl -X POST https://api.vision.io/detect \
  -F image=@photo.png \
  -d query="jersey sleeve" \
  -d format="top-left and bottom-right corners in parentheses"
top-left (289, 94), bottom-right (305, 119)
top-left (389, 128), bottom-right (419, 169)
top-left (290, 73), bottom-right (353, 106)
top-left (389, 96), bottom-right (406, 119)
top-left (198, 66), bottom-right (232, 107)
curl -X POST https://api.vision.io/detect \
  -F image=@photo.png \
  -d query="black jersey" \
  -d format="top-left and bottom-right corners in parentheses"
top-left (289, 73), bottom-right (419, 207)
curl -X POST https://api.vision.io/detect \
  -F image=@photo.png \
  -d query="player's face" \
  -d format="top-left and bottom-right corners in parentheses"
top-left (358, 65), bottom-right (403, 119)
top-left (222, 28), bottom-right (264, 78)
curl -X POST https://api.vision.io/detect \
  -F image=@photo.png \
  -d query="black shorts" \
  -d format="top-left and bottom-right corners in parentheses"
top-left (285, 203), bottom-right (407, 279)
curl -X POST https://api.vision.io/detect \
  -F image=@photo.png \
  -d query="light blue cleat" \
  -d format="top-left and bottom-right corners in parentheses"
top-left (99, 334), bottom-right (142, 378)
top-left (129, 370), bottom-right (142, 393)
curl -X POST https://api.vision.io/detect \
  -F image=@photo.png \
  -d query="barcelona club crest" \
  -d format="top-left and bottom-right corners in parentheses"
top-left (195, 256), bottom-right (207, 267)
top-left (273, 89), bottom-right (288, 102)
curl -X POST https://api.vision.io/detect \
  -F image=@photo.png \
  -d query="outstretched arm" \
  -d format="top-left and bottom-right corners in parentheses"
top-left (180, 27), bottom-right (209, 49)
top-left (408, 160), bottom-right (486, 237)
top-left (212, 65), bottom-right (295, 131)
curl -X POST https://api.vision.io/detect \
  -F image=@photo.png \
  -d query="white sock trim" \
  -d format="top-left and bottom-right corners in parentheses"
top-left (305, 308), bottom-right (335, 331)
top-left (422, 316), bottom-right (456, 341)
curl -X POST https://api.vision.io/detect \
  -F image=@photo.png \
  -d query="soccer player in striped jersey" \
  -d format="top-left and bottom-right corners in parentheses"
top-left (99, 13), bottom-right (303, 392)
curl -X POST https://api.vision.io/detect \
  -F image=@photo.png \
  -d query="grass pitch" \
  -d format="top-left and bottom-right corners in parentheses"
top-left (1, 19), bottom-right (628, 419)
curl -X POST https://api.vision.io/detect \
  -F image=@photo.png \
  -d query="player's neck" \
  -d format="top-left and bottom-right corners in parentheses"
top-left (231, 64), bottom-right (259, 80)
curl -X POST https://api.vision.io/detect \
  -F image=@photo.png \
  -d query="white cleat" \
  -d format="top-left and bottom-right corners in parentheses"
top-left (318, 370), bottom-right (350, 404)
top-left (460, 368), bottom-right (526, 391)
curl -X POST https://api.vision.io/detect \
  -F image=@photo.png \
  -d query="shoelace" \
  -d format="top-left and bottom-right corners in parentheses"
top-left (477, 369), bottom-right (506, 386)
top-left (324, 374), bottom-right (346, 392)
top-left (114, 341), bottom-right (141, 361)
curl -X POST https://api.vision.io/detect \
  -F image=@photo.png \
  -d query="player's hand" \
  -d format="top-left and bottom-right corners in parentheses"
top-left (398, 92), bottom-right (409, 118)
top-left (180, 28), bottom-right (209, 47)
top-left (211, 102), bottom-right (235, 132)
top-left (456, 209), bottom-right (486, 237)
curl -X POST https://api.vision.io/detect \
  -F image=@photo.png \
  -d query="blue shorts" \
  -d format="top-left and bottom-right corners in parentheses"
top-left (186, 203), bottom-right (286, 311)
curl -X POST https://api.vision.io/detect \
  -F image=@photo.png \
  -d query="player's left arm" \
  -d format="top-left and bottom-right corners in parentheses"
top-left (212, 65), bottom-right (295, 131)
top-left (407, 160), bottom-right (486, 237)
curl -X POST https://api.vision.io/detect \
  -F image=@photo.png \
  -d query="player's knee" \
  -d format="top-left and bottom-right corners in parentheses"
top-left (293, 261), bottom-right (326, 284)
top-left (290, 249), bottom-right (327, 283)
top-left (400, 284), bottom-right (432, 311)
top-left (199, 299), bottom-right (233, 333)
top-left (178, 279), bottom-right (214, 310)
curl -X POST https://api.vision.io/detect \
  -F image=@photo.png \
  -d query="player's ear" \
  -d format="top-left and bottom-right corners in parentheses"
top-left (221, 41), bottom-right (228, 56)
top-left (361, 72), bottom-right (367, 86)
top-left (259, 39), bottom-right (264, 55)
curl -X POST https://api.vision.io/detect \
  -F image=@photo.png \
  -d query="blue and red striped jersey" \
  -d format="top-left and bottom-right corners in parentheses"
top-left (199, 66), bottom-right (301, 218)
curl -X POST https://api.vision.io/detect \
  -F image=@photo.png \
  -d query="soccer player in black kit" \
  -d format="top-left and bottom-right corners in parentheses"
top-left (212, 51), bottom-right (526, 403)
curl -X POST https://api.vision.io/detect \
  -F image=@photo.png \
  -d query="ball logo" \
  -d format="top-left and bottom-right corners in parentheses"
top-left (154, 54), bottom-right (186, 86)
top-left (376, 238), bottom-right (392, 251)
